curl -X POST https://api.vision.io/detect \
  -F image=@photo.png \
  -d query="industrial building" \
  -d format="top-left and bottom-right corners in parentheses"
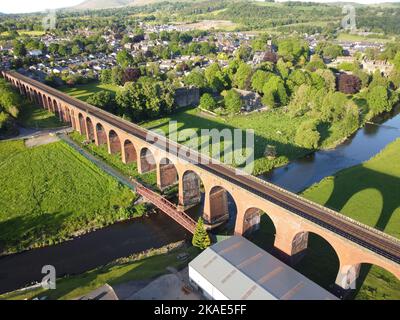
top-left (188, 236), bottom-right (339, 300)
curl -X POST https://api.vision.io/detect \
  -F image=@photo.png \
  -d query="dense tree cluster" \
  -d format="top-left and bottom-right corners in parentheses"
top-left (0, 79), bottom-right (22, 135)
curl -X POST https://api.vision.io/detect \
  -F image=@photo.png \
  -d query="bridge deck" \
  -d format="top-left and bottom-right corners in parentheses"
top-left (6, 71), bottom-right (400, 264)
top-left (135, 184), bottom-right (196, 234)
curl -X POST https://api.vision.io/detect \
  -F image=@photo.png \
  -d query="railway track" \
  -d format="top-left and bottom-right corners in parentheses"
top-left (6, 71), bottom-right (400, 264)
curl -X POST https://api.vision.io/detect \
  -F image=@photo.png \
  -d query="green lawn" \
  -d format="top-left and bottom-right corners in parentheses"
top-left (1, 30), bottom-right (45, 37)
top-left (18, 102), bottom-right (66, 129)
top-left (0, 140), bottom-right (139, 254)
top-left (60, 82), bottom-right (120, 102)
top-left (299, 138), bottom-right (400, 299)
top-left (0, 245), bottom-right (198, 300)
top-left (142, 107), bottom-right (312, 175)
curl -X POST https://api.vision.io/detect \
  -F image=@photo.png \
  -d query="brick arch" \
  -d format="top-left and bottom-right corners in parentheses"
top-left (47, 97), bottom-right (53, 112)
top-left (38, 92), bottom-right (44, 108)
top-left (180, 169), bottom-right (204, 209)
top-left (95, 123), bottom-right (107, 145)
top-left (207, 185), bottom-right (237, 226)
top-left (78, 113), bottom-right (86, 135)
top-left (158, 157), bottom-right (178, 190)
top-left (69, 109), bottom-right (76, 129)
top-left (86, 117), bottom-right (95, 141)
top-left (53, 99), bottom-right (60, 117)
top-left (108, 129), bottom-right (122, 155)
top-left (33, 90), bottom-right (39, 105)
top-left (336, 258), bottom-right (400, 292)
top-left (63, 106), bottom-right (70, 123)
top-left (242, 207), bottom-right (277, 245)
top-left (139, 147), bottom-right (156, 173)
top-left (123, 139), bottom-right (137, 164)
top-left (290, 230), bottom-right (341, 287)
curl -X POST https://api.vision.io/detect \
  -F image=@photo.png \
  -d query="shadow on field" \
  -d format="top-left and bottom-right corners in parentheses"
top-left (145, 109), bottom-right (311, 173)
top-left (322, 166), bottom-right (400, 298)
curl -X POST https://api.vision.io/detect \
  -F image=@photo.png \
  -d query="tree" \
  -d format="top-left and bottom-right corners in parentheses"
top-left (316, 69), bottom-right (336, 92)
top-left (122, 68), bottom-right (141, 84)
top-left (389, 69), bottom-right (400, 89)
top-left (192, 218), bottom-right (211, 250)
top-left (71, 45), bottom-right (81, 55)
top-left (288, 84), bottom-right (314, 117)
top-left (338, 74), bottom-right (361, 94)
top-left (100, 69), bottom-right (112, 84)
top-left (111, 66), bottom-right (124, 86)
top-left (224, 89), bottom-right (243, 114)
top-left (276, 58), bottom-right (289, 79)
top-left (392, 51), bottom-right (400, 71)
top-left (116, 49), bottom-right (134, 68)
top-left (199, 93), bottom-right (216, 111)
top-left (369, 70), bottom-right (389, 90)
top-left (367, 85), bottom-right (391, 117)
top-left (306, 55), bottom-right (326, 72)
top-left (262, 75), bottom-right (288, 107)
top-left (277, 37), bottom-right (309, 64)
top-left (316, 42), bottom-right (343, 59)
top-left (12, 40), bottom-right (26, 57)
top-left (87, 91), bottom-right (115, 111)
top-left (295, 120), bottom-right (320, 149)
top-left (286, 69), bottom-right (310, 93)
top-left (320, 92), bottom-right (348, 122)
top-left (353, 69), bottom-right (370, 89)
top-left (251, 70), bottom-right (271, 93)
top-left (233, 62), bottom-right (252, 90)
top-left (204, 63), bottom-right (227, 93)
top-left (184, 69), bottom-right (207, 89)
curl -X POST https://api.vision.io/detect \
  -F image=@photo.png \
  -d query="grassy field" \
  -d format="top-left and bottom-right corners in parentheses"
top-left (0, 30), bottom-right (45, 37)
top-left (60, 82), bottom-right (120, 102)
top-left (141, 106), bottom-right (357, 175)
top-left (69, 131), bottom-right (157, 187)
top-left (0, 140), bottom-right (139, 254)
top-left (299, 138), bottom-right (400, 299)
top-left (336, 32), bottom-right (394, 43)
top-left (18, 102), bottom-right (65, 129)
top-left (0, 245), bottom-right (197, 300)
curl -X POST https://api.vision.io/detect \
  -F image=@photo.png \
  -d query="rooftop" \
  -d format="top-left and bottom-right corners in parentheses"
top-left (189, 236), bottom-right (338, 300)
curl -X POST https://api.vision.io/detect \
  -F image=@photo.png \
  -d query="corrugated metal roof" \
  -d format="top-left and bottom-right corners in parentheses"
top-left (189, 236), bottom-right (338, 300)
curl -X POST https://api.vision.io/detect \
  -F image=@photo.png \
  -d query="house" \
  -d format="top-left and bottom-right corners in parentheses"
top-left (189, 236), bottom-right (339, 300)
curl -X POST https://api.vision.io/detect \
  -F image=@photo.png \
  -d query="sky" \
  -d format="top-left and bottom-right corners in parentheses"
top-left (0, 0), bottom-right (399, 14)
top-left (0, 0), bottom-right (85, 14)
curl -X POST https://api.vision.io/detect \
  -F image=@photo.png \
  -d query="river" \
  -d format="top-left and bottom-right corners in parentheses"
top-left (0, 213), bottom-right (189, 295)
top-left (261, 107), bottom-right (400, 193)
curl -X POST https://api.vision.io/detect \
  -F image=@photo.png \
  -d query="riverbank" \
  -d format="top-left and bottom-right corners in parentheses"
top-left (263, 106), bottom-right (400, 192)
top-left (0, 242), bottom-right (196, 300)
top-left (301, 138), bottom-right (400, 299)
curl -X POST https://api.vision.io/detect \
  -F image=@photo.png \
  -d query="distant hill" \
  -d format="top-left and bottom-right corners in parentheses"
top-left (72, 0), bottom-right (182, 10)
top-left (73, 0), bottom-right (133, 10)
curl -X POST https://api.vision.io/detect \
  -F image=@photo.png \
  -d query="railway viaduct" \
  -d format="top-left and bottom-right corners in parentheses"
top-left (2, 70), bottom-right (400, 291)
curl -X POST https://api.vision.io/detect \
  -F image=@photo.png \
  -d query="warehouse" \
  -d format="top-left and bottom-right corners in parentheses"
top-left (188, 236), bottom-right (338, 300)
